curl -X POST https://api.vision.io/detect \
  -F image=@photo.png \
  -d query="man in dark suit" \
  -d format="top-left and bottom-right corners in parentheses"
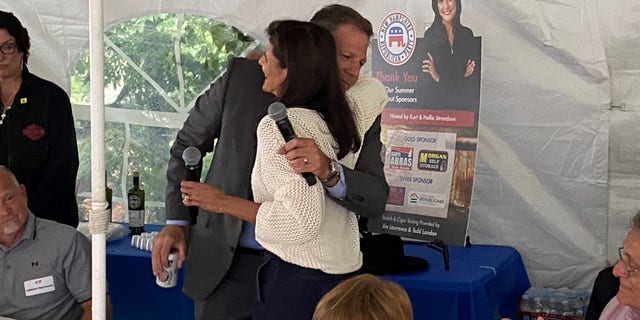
top-left (151, 5), bottom-right (388, 320)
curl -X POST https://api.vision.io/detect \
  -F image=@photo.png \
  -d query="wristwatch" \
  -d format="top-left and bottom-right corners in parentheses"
top-left (320, 160), bottom-right (340, 185)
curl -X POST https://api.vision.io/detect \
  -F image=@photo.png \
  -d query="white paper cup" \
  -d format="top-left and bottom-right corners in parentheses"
top-left (156, 252), bottom-right (179, 288)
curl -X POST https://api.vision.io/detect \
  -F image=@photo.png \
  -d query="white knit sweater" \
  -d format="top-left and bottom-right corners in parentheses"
top-left (252, 77), bottom-right (387, 274)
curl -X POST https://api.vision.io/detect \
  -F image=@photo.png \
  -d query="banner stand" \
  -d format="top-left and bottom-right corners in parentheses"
top-left (408, 239), bottom-right (450, 271)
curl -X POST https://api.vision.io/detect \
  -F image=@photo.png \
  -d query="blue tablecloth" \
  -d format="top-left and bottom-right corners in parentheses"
top-left (106, 224), bottom-right (194, 320)
top-left (384, 243), bottom-right (531, 320)
top-left (106, 225), bottom-right (529, 320)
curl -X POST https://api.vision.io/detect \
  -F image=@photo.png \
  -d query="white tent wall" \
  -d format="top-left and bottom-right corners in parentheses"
top-left (1, 0), bottom-right (638, 290)
top-left (463, 0), bottom-right (610, 290)
top-left (603, 0), bottom-right (640, 293)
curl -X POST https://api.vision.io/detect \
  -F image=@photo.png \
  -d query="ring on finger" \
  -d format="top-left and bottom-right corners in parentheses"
top-left (303, 158), bottom-right (308, 164)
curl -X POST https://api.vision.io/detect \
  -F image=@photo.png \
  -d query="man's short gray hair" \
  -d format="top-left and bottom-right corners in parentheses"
top-left (310, 4), bottom-right (373, 38)
top-left (633, 211), bottom-right (640, 231)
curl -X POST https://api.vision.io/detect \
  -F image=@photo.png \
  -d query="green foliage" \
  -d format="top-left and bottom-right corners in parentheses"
top-left (71, 13), bottom-right (256, 223)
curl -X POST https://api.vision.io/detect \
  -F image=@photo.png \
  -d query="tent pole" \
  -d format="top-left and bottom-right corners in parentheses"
top-left (89, 0), bottom-right (108, 319)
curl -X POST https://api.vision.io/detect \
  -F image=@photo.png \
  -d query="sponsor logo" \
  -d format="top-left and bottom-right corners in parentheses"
top-left (377, 12), bottom-right (416, 66)
top-left (387, 186), bottom-right (406, 205)
top-left (408, 191), bottom-right (447, 208)
top-left (389, 146), bottom-right (413, 170)
top-left (417, 150), bottom-right (448, 172)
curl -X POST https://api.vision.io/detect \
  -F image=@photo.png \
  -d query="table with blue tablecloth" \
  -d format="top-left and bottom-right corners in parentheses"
top-left (106, 225), bottom-right (529, 320)
top-left (106, 224), bottom-right (194, 320)
top-left (384, 243), bottom-right (531, 320)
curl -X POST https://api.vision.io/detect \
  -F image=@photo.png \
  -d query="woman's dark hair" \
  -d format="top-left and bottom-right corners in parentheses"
top-left (267, 20), bottom-right (360, 159)
top-left (430, 0), bottom-right (463, 38)
top-left (0, 11), bottom-right (31, 65)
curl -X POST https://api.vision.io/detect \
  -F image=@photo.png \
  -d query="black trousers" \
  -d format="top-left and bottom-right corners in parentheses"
top-left (252, 251), bottom-right (355, 320)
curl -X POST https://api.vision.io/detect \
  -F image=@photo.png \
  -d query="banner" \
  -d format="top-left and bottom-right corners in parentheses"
top-left (368, 7), bottom-right (482, 246)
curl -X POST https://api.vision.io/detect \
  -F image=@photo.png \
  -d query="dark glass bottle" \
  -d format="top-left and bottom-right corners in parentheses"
top-left (128, 170), bottom-right (145, 235)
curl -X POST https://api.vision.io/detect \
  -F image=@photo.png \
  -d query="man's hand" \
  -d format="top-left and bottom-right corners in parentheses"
top-left (151, 225), bottom-right (186, 277)
top-left (278, 137), bottom-right (333, 181)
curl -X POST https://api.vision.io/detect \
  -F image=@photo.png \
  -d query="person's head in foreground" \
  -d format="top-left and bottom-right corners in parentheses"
top-left (312, 273), bottom-right (413, 320)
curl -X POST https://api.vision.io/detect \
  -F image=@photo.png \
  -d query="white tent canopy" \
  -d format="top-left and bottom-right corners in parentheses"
top-left (2, 0), bottom-right (639, 291)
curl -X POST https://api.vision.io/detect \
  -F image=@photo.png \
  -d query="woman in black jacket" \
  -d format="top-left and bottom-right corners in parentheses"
top-left (0, 11), bottom-right (79, 227)
top-left (421, 0), bottom-right (480, 111)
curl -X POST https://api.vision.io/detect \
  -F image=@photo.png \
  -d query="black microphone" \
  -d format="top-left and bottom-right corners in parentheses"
top-left (267, 102), bottom-right (317, 186)
top-left (182, 146), bottom-right (202, 225)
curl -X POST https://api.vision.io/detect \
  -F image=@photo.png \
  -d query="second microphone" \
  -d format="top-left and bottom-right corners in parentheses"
top-left (182, 146), bottom-right (202, 225)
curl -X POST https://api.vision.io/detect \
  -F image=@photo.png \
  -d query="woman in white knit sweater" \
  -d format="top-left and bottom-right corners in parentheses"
top-left (176, 19), bottom-right (386, 319)
top-left (250, 20), bottom-right (384, 319)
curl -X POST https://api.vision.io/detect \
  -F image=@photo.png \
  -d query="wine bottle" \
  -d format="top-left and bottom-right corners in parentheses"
top-left (106, 173), bottom-right (113, 222)
top-left (128, 170), bottom-right (145, 235)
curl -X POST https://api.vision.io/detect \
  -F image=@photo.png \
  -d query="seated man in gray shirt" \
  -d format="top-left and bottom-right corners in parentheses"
top-left (0, 165), bottom-right (111, 320)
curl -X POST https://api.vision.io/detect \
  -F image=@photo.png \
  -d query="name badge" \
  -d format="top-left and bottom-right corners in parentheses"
top-left (24, 276), bottom-right (55, 296)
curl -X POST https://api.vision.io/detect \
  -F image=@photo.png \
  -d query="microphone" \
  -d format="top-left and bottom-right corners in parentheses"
top-left (267, 102), bottom-right (317, 186)
top-left (182, 146), bottom-right (202, 225)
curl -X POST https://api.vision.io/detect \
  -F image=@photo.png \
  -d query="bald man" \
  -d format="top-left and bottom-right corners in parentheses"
top-left (0, 166), bottom-right (111, 319)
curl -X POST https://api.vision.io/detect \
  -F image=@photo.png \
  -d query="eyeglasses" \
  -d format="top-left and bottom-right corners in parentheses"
top-left (0, 41), bottom-right (17, 55)
top-left (618, 247), bottom-right (640, 276)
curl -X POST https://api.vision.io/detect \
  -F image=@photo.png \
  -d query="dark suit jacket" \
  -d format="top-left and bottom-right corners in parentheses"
top-left (165, 57), bottom-right (388, 300)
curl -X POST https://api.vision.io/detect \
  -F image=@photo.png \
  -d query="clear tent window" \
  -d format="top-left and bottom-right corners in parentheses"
top-left (71, 13), bottom-right (260, 224)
